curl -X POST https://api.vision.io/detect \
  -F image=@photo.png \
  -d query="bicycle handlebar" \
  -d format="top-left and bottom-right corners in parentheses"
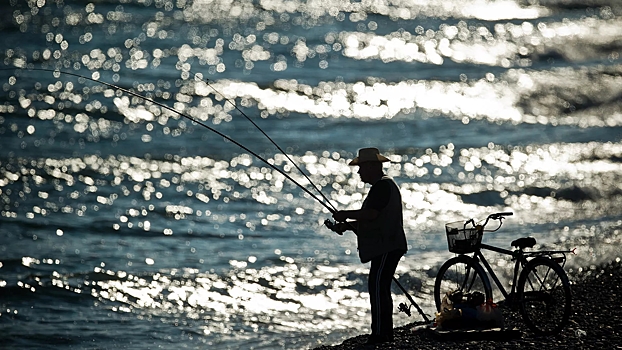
top-left (490, 212), bottom-right (513, 218)
top-left (479, 211), bottom-right (514, 231)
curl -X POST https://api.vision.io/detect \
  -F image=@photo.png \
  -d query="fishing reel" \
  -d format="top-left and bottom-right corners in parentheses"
top-left (324, 219), bottom-right (343, 235)
top-left (397, 302), bottom-right (412, 317)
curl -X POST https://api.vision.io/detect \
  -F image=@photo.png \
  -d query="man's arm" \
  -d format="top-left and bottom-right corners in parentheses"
top-left (330, 208), bottom-right (379, 235)
top-left (332, 179), bottom-right (388, 223)
top-left (332, 208), bottom-right (380, 222)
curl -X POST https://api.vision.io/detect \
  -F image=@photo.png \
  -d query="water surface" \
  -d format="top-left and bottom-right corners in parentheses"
top-left (1, 0), bottom-right (622, 348)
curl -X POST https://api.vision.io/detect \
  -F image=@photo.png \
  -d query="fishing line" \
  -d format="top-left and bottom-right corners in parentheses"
top-left (2, 67), bottom-right (336, 213)
top-left (193, 73), bottom-right (338, 212)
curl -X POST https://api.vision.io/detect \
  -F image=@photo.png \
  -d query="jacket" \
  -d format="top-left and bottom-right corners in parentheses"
top-left (356, 176), bottom-right (408, 263)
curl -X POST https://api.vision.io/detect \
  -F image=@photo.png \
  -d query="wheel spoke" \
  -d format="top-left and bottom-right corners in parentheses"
top-left (525, 264), bottom-right (561, 293)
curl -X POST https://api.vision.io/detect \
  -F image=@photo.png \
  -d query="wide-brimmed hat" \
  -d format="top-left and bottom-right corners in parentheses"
top-left (348, 147), bottom-right (390, 165)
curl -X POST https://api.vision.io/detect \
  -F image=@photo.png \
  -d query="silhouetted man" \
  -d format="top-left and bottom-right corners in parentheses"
top-left (330, 147), bottom-right (408, 345)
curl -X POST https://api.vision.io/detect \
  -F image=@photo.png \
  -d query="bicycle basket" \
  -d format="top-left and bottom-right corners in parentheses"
top-left (445, 221), bottom-right (482, 254)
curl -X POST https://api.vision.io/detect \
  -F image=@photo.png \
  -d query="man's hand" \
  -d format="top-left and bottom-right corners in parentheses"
top-left (324, 219), bottom-right (352, 235)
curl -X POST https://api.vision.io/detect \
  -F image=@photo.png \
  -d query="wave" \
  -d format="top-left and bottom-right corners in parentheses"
top-left (459, 190), bottom-right (507, 207)
top-left (460, 184), bottom-right (610, 207)
top-left (536, 0), bottom-right (621, 11)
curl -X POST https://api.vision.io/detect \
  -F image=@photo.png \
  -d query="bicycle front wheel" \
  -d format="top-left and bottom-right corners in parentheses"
top-left (517, 257), bottom-right (571, 335)
top-left (434, 255), bottom-right (492, 312)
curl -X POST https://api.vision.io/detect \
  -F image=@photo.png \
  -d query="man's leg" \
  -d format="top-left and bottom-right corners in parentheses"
top-left (369, 250), bottom-right (404, 341)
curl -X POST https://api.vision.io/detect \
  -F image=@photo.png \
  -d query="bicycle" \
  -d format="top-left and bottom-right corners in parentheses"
top-left (434, 212), bottom-right (574, 335)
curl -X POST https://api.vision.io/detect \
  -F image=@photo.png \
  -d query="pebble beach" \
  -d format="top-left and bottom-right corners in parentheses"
top-left (314, 259), bottom-right (622, 349)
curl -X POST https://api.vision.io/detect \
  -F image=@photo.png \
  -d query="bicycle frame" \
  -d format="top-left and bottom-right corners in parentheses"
top-left (470, 240), bottom-right (574, 303)
top-left (471, 243), bottom-right (518, 301)
top-left (455, 212), bottom-right (572, 301)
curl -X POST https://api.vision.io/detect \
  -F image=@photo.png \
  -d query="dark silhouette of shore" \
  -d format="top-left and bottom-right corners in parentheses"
top-left (314, 259), bottom-right (622, 349)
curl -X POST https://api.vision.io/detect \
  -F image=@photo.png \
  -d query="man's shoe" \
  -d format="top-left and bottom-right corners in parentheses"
top-left (365, 334), bottom-right (392, 345)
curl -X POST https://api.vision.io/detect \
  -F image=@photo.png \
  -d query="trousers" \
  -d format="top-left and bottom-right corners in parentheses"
top-left (368, 249), bottom-right (405, 339)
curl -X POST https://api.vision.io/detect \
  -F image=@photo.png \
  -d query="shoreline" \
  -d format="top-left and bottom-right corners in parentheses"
top-left (313, 259), bottom-right (622, 349)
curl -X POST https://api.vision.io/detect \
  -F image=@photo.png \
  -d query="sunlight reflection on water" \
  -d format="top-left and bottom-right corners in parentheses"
top-left (2, 141), bottom-right (621, 245)
top-left (2, 0), bottom-right (622, 348)
top-left (5, 63), bottom-right (622, 129)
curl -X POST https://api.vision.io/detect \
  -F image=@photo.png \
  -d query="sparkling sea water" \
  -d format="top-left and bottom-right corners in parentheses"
top-left (1, 0), bottom-right (621, 348)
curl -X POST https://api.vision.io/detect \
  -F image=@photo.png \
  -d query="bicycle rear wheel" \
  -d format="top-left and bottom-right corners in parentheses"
top-left (434, 255), bottom-right (492, 312)
top-left (517, 257), bottom-right (571, 335)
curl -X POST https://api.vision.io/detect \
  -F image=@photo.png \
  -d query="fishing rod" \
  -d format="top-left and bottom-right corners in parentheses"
top-left (196, 74), bottom-right (338, 213)
top-left (4, 67), bottom-right (431, 322)
top-left (2, 67), bottom-right (336, 213)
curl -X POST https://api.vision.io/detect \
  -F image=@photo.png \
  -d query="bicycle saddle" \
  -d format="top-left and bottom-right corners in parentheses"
top-left (511, 237), bottom-right (536, 249)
